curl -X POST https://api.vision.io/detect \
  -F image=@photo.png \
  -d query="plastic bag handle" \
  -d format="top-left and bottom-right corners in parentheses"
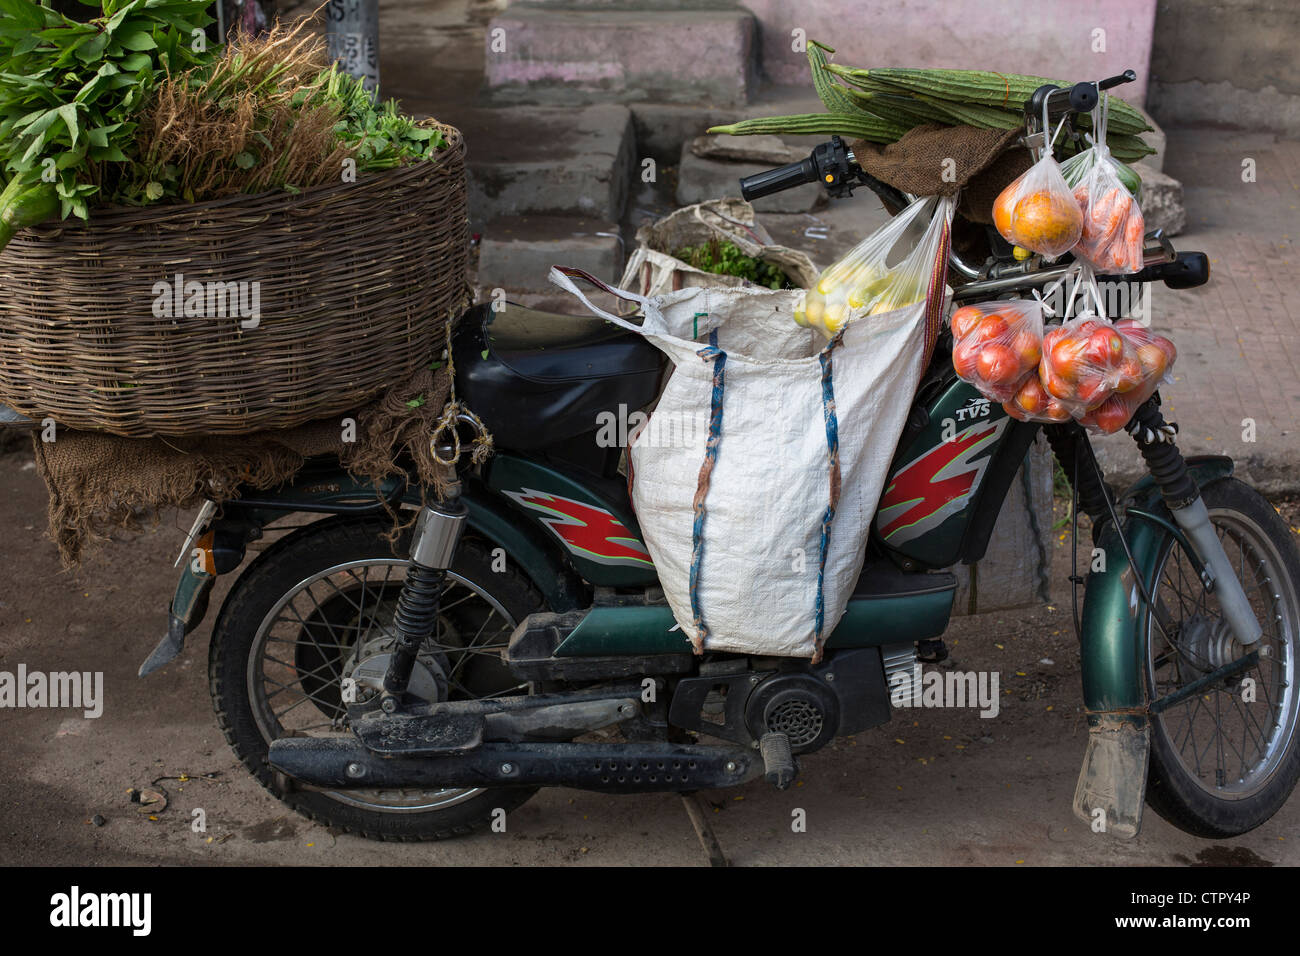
top-left (547, 266), bottom-right (649, 333)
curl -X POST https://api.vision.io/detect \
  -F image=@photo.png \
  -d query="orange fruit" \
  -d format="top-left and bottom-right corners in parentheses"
top-left (1010, 190), bottom-right (1083, 257)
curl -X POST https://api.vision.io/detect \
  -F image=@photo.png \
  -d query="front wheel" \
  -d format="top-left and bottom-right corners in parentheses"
top-left (1143, 477), bottom-right (1300, 837)
top-left (209, 516), bottom-right (545, 841)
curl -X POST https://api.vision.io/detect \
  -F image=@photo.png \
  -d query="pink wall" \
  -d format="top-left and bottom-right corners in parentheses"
top-left (746, 0), bottom-right (1158, 106)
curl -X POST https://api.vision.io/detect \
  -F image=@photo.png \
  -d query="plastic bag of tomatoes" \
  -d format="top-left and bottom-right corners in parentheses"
top-left (950, 299), bottom-right (1044, 403)
top-left (1035, 315), bottom-right (1177, 432)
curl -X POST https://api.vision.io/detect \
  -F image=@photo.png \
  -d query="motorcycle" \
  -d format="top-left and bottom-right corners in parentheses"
top-left (141, 71), bottom-right (1300, 843)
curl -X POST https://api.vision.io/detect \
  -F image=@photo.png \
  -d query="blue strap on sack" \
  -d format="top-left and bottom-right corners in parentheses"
top-left (814, 336), bottom-right (843, 659)
top-left (688, 327), bottom-right (724, 650)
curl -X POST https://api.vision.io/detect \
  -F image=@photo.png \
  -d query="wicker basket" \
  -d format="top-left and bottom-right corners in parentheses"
top-left (0, 124), bottom-right (468, 437)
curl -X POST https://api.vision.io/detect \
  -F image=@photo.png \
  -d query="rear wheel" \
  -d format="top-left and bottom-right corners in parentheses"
top-left (1143, 478), bottom-right (1300, 837)
top-left (209, 517), bottom-right (544, 841)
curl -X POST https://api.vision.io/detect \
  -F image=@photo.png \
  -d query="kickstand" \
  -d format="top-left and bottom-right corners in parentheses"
top-left (679, 792), bottom-right (728, 867)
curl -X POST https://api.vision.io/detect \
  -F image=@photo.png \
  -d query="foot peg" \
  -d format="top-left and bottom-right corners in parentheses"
top-left (760, 732), bottom-right (796, 790)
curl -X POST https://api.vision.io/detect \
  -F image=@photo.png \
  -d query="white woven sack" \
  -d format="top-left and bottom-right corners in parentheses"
top-left (547, 199), bottom-right (951, 659)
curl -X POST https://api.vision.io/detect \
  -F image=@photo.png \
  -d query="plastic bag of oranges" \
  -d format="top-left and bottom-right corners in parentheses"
top-left (992, 152), bottom-right (1083, 261)
top-left (950, 299), bottom-right (1044, 403)
top-left (796, 196), bottom-right (943, 339)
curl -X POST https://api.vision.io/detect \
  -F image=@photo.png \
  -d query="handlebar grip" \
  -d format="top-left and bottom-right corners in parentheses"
top-left (739, 157), bottom-right (817, 201)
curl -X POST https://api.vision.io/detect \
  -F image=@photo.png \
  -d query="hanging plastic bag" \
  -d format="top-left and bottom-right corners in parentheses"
top-left (1060, 95), bottom-right (1146, 274)
top-left (950, 299), bottom-right (1044, 403)
top-left (1074, 318), bottom-right (1178, 433)
top-left (992, 152), bottom-right (1082, 260)
top-left (797, 196), bottom-right (937, 338)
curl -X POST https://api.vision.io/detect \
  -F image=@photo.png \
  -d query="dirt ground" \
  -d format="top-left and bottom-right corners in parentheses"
top-left (1, 443), bottom-right (1296, 867)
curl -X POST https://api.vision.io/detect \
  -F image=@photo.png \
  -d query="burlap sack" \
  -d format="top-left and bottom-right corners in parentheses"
top-left (850, 124), bottom-right (1030, 225)
top-left (32, 367), bottom-right (456, 567)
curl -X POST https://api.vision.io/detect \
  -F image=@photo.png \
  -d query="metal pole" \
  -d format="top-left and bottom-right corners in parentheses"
top-left (325, 0), bottom-right (380, 96)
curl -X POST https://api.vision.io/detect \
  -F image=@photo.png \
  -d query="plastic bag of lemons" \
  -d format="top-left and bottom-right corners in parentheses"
top-left (796, 196), bottom-right (949, 339)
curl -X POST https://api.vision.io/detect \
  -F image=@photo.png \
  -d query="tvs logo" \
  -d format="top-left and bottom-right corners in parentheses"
top-left (875, 418), bottom-right (1008, 544)
top-left (505, 489), bottom-right (653, 568)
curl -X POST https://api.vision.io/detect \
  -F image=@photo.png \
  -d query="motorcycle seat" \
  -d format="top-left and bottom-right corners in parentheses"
top-left (452, 302), bottom-right (668, 451)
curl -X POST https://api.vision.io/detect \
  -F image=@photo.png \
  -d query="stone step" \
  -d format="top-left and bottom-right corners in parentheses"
top-left (484, 7), bottom-right (756, 107)
top-left (475, 215), bottom-right (624, 293)
top-left (450, 104), bottom-right (635, 223)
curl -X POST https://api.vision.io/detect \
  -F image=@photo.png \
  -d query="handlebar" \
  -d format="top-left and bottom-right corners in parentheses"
top-left (739, 156), bottom-right (818, 202)
top-left (1027, 69), bottom-right (1136, 124)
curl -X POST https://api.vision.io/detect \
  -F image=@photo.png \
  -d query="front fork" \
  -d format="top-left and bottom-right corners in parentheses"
top-left (1044, 398), bottom-right (1262, 837)
top-left (378, 477), bottom-right (468, 713)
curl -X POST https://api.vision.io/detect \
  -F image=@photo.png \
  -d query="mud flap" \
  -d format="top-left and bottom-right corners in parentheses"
top-left (1072, 716), bottom-right (1150, 840)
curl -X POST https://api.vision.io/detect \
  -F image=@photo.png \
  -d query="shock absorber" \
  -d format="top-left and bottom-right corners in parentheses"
top-left (1127, 400), bottom-right (1262, 646)
top-left (1043, 422), bottom-right (1114, 528)
top-left (380, 483), bottom-right (468, 711)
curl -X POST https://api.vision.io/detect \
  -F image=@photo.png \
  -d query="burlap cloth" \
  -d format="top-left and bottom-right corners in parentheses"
top-left (32, 366), bottom-right (456, 568)
top-left (850, 124), bottom-right (1031, 225)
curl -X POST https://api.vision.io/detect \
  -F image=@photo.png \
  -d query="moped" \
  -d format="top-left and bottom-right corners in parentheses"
top-left (142, 71), bottom-right (1300, 842)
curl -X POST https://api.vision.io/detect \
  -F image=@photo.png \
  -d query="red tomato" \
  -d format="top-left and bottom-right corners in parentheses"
top-left (1041, 398), bottom-right (1074, 422)
top-left (1010, 329), bottom-right (1042, 370)
top-left (1136, 342), bottom-right (1169, 378)
top-left (1041, 365), bottom-right (1074, 401)
top-left (950, 305), bottom-right (984, 340)
top-left (1074, 371), bottom-right (1111, 409)
top-left (953, 337), bottom-right (982, 380)
top-left (1049, 335), bottom-right (1088, 383)
top-left (1012, 376), bottom-right (1047, 413)
top-left (1090, 395), bottom-right (1133, 434)
top-left (972, 314), bottom-right (1010, 345)
top-left (1083, 327), bottom-right (1124, 368)
top-left (976, 344), bottom-right (1023, 386)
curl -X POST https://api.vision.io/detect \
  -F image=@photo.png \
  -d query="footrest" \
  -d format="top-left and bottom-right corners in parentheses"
top-left (351, 709), bottom-right (484, 756)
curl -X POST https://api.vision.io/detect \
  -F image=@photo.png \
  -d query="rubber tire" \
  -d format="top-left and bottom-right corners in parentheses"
top-left (209, 516), bottom-right (544, 841)
top-left (1144, 478), bottom-right (1300, 838)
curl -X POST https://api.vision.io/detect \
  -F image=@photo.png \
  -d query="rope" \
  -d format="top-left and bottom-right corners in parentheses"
top-left (429, 299), bottom-right (494, 467)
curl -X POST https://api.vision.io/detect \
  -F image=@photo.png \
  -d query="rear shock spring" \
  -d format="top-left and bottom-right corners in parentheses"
top-left (382, 562), bottom-right (445, 700)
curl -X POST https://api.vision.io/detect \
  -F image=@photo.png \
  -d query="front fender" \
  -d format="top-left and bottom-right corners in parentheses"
top-left (1072, 455), bottom-right (1233, 837)
top-left (1081, 455), bottom-right (1234, 712)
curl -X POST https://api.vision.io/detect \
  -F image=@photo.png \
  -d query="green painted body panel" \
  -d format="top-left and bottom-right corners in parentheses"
top-left (556, 605), bottom-right (686, 656)
top-left (555, 588), bottom-right (955, 657)
top-left (827, 586), bottom-right (954, 648)
top-left (485, 454), bottom-right (658, 588)
top-left (874, 378), bottom-right (1011, 568)
top-left (1078, 457), bottom-right (1235, 712)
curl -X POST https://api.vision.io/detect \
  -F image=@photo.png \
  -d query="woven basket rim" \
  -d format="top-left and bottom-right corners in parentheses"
top-left (21, 122), bottom-right (464, 233)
